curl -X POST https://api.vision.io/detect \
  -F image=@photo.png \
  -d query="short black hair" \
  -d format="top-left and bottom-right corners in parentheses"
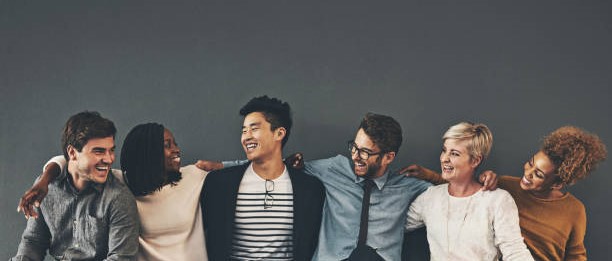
top-left (239, 95), bottom-right (292, 147)
top-left (61, 111), bottom-right (116, 161)
top-left (120, 123), bottom-right (182, 196)
top-left (358, 113), bottom-right (403, 153)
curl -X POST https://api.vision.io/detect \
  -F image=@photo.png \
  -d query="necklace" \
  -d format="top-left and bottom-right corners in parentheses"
top-left (446, 190), bottom-right (474, 258)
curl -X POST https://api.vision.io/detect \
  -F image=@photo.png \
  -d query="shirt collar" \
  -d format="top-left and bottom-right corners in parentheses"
top-left (354, 170), bottom-right (389, 190)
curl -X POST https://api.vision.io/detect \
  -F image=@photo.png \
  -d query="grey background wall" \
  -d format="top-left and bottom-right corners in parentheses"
top-left (2, 1), bottom-right (611, 259)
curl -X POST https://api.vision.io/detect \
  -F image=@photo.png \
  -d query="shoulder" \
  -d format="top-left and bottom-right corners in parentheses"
top-left (418, 184), bottom-right (447, 198)
top-left (205, 163), bottom-right (248, 185)
top-left (208, 163), bottom-right (244, 178)
top-left (180, 164), bottom-right (209, 180)
top-left (563, 193), bottom-right (586, 215)
top-left (289, 167), bottom-right (325, 190)
top-left (180, 164), bottom-right (207, 174)
top-left (480, 188), bottom-right (517, 207)
top-left (307, 154), bottom-right (349, 169)
top-left (104, 175), bottom-right (136, 205)
top-left (389, 173), bottom-right (432, 188)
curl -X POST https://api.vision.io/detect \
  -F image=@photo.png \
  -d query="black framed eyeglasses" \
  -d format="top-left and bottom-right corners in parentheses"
top-left (348, 140), bottom-right (386, 160)
top-left (264, 179), bottom-right (274, 209)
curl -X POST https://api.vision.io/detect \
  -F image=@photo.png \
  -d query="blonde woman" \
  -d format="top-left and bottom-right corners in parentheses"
top-left (405, 122), bottom-right (533, 261)
top-left (405, 126), bottom-right (607, 260)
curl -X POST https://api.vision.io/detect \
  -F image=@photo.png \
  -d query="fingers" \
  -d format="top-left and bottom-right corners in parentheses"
top-left (17, 192), bottom-right (39, 219)
top-left (400, 164), bottom-right (420, 176)
top-left (480, 175), bottom-right (490, 190)
top-left (293, 153), bottom-right (303, 168)
top-left (479, 170), bottom-right (498, 191)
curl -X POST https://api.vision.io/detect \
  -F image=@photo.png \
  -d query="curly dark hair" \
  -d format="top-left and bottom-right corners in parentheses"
top-left (61, 111), bottom-right (116, 161)
top-left (120, 123), bottom-right (182, 196)
top-left (358, 113), bottom-right (402, 153)
top-left (239, 95), bottom-right (292, 147)
top-left (541, 126), bottom-right (607, 186)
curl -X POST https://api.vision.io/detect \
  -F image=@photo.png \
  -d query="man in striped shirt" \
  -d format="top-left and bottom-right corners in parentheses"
top-left (202, 96), bottom-right (325, 261)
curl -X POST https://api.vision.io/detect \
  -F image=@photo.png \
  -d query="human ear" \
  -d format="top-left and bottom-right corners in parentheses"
top-left (275, 127), bottom-right (286, 141)
top-left (470, 156), bottom-right (483, 168)
top-left (67, 145), bottom-right (78, 161)
top-left (383, 151), bottom-right (396, 165)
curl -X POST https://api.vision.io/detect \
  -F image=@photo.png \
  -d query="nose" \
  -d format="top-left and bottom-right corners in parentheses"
top-left (102, 151), bottom-right (114, 164)
top-left (242, 129), bottom-right (253, 140)
top-left (440, 152), bottom-right (450, 163)
top-left (171, 144), bottom-right (180, 154)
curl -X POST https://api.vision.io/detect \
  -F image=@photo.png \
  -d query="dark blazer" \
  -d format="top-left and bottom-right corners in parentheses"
top-left (201, 162), bottom-right (325, 261)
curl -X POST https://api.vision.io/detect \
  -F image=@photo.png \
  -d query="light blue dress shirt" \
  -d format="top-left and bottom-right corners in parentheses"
top-left (223, 155), bottom-right (430, 261)
top-left (305, 155), bottom-right (430, 261)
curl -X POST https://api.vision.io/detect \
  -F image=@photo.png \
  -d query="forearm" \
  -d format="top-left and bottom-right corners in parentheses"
top-left (418, 167), bottom-right (446, 185)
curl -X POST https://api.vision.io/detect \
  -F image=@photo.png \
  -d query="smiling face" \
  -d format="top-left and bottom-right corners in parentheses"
top-left (440, 138), bottom-right (480, 183)
top-left (69, 136), bottom-right (115, 184)
top-left (241, 112), bottom-right (284, 163)
top-left (520, 150), bottom-right (559, 192)
top-left (163, 129), bottom-right (181, 173)
top-left (350, 128), bottom-right (391, 179)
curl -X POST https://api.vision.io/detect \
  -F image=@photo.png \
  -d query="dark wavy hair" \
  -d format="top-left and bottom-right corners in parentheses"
top-left (358, 113), bottom-right (403, 153)
top-left (120, 123), bottom-right (182, 196)
top-left (541, 126), bottom-right (607, 186)
top-left (62, 111), bottom-right (116, 161)
top-left (239, 95), bottom-right (292, 147)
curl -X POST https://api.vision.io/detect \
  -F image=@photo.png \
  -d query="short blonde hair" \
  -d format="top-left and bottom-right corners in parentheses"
top-left (443, 122), bottom-right (493, 163)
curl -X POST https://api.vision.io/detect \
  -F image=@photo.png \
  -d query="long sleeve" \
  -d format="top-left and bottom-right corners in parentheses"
top-left (12, 208), bottom-right (52, 261)
top-left (403, 166), bottom-right (447, 185)
top-left (303, 157), bottom-right (337, 178)
top-left (493, 192), bottom-right (534, 261)
top-left (405, 189), bottom-right (427, 232)
top-left (221, 160), bottom-right (248, 168)
top-left (564, 206), bottom-right (587, 260)
top-left (104, 191), bottom-right (140, 261)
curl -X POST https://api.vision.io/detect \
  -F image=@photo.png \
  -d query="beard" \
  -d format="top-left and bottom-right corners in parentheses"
top-left (352, 156), bottom-right (383, 179)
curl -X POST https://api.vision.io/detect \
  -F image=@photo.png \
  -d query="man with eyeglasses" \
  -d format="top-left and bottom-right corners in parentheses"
top-left (201, 96), bottom-right (325, 261)
top-left (298, 112), bottom-right (432, 260)
top-left (215, 112), bottom-right (431, 260)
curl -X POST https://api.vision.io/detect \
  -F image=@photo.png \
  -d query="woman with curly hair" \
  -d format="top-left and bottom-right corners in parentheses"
top-left (405, 126), bottom-right (607, 261)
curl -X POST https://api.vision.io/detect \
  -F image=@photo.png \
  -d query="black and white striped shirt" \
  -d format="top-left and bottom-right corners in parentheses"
top-left (230, 164), bottom-right (294, 260)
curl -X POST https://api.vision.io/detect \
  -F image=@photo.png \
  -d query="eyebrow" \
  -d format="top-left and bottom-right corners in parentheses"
top-left (355, 143), bottom-right (375, 153)
top-left (450, 149), bottom-right (462, 154)
top-left (242, 122), bottom-right (262, 128)
top-left (92, 146), bottom-right (115, 151)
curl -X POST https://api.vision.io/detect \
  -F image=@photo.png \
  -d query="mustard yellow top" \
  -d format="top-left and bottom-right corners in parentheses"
top-left (498, 176), bottom-right (586, 261)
